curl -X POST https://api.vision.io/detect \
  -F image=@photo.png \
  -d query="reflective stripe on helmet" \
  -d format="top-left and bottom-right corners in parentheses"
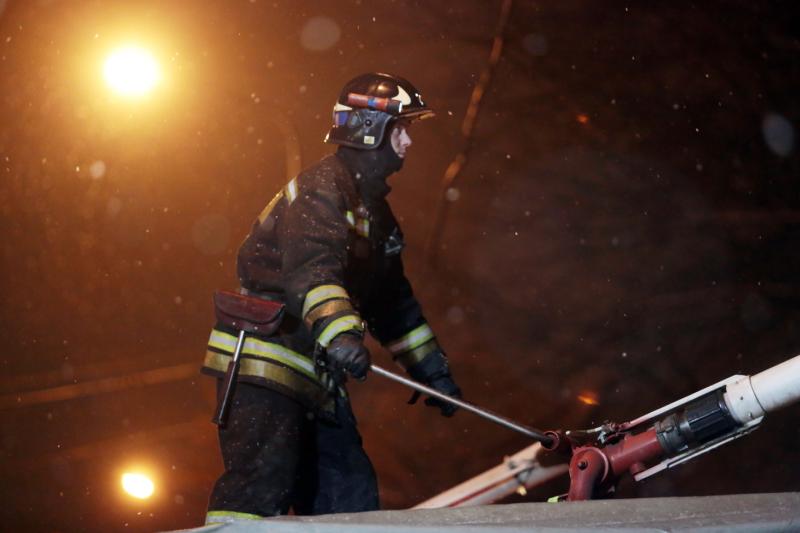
top-left (326, 73), bottom-right (433, 149)
top-left (302, 284), bottom-right (350, 319)
top-left (346, 92), bottom-right (403, 114)
top-left (394, 85), bottom-right (412, 105)
top-left (387, 323), bottom-right (435, 355)
top-left (317, 314), bottom-right (364, 348)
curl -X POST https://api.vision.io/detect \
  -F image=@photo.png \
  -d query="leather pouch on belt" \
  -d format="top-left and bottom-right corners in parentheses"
top-left (213, 290), bottom-right (285, 335)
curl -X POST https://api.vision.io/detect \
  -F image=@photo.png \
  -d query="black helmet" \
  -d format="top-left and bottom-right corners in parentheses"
top-left (325, 72), bottom-right (434, 150)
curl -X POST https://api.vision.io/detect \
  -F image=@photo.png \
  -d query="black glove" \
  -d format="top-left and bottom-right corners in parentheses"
top-left (326, 332), bottom-right (371, 380)
top-left (408, 351), bottom-right (462, 417)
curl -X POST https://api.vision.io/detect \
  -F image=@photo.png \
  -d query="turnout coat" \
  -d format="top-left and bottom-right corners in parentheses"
top-left (201, 154), bottom-right (442, 410)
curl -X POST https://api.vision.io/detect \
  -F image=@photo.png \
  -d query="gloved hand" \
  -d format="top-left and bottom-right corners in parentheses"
top-left (408, 351), bottom-right (462, 417)
top-left (326, 332), bottom-right (371, 380)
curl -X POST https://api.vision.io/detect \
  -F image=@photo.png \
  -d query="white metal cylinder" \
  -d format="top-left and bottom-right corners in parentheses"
top-left (750, 354), bottom-right (800, 414)
top-left (724, 354), bottom-right (800, 424)
top-left (724, 376), bottom-right (764, 424)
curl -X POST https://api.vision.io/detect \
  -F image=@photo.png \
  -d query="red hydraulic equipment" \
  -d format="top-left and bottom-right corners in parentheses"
top-left (543, 353), bottom-right (800, 500)
top-left (383, 354), bottom-right (800, 507)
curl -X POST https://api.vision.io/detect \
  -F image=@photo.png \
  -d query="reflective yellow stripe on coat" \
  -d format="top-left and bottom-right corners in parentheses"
top-left (302, 284), bottom-right (350, 320)
top-left (345, 210), bottom-right (370, 238)
top-left (208, 329), bottom-right (316, 380)
top-left (317, 315), bottom-right (364, 348)
top-left (386, 323), bottom-right (441, 369)
top-left (202, 329), bottom-right (329, 408)
top-left (387, 323), bottom-right (435, 355)
top-left (285, 177), bottom-right (299, 204)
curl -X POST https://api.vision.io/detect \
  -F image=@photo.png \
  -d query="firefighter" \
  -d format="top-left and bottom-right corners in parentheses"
top-left (201, 72), bottom-right (462, 522)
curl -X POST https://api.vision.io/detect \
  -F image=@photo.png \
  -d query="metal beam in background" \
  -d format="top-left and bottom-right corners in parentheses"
top-left (0, 362), bottom-right (199, 409)
top-left (1, 350), bottom-right (198, 393)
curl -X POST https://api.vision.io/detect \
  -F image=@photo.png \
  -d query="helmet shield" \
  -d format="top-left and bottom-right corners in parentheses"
top-left (326, 72), bottom-right (434, 149)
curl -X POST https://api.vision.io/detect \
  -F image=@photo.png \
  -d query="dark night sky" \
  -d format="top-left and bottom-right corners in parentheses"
top-left (1, 1), bottom-right (799, 531)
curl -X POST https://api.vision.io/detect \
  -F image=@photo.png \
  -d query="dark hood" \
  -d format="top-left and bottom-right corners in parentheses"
top-left (335, 138), bottom-right (403, 208)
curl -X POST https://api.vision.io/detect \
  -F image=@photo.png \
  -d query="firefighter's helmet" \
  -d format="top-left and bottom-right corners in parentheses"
top-left (325, 72), bottom-right (434, 150)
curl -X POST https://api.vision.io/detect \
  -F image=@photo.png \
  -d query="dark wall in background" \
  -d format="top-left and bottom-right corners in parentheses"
top-left (1, 1), bottom-right (798, 531)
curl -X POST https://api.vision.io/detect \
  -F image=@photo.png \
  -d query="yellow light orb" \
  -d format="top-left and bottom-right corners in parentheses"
top-left (103, 46), bottom-right (161, 97)
top-left (121, 472), bottom-right (155, 499)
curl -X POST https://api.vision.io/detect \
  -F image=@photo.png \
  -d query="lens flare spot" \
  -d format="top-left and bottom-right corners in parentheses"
top-left (577, 392), bottom-right (599, 406)
top-left (104, 46), bottom-right (161, 97)
top-left (300, 16), bottom-right (341, 51)
top-left (121, 472), bottom-right (154, 499)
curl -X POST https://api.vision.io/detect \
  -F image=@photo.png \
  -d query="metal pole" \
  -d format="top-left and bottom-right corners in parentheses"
top-left (370, 364), bottom-right (553, 445)
top-left (212, 329), bottom-right (246, 427)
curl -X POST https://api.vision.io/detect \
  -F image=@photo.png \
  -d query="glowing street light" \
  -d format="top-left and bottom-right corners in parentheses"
top-left (121, 472), bottom-right (155, 499)
top-left (103, 46), bottom-right (161, 97)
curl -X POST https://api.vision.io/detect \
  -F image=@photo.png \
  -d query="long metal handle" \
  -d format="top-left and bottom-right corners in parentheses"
top-left (212, 330), bottom-right (246, 427)
top-left (370, 364), bottom-right (553, 445)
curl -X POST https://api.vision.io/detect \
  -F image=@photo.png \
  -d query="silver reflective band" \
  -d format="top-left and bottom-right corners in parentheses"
top-left (302, 284), bottom-right (350, 319)
top-left (317, 315), bottom-right (364, 347)
top-left (208, 330), bottom-right (316, 379)
top-left (285, 177), bottom-right (299, 204)
top-left (387, 323), bottom-right (434, 355)
top-left (257, 190), bottom-right (284, 224)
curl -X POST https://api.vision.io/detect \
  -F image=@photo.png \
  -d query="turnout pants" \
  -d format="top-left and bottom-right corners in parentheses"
top-left (206, 382), bottom-right (379, 521)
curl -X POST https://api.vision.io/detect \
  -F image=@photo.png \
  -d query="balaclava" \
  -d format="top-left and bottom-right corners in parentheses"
top-left (335, 128), bottom-right (403, 209)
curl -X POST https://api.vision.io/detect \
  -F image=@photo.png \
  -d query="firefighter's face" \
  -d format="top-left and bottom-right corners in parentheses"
top-left (390, 122), bottom-right (412, 159)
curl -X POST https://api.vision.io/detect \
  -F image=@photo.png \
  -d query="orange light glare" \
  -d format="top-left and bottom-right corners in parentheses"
top-left (103, 46), bottom-right (161, 97)
top-left (121, 472), bottom-right (155, 499)
top-left (576, 114), bottom-right (589, 124)
top-left (577, 393), bottom-right (599, 406)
